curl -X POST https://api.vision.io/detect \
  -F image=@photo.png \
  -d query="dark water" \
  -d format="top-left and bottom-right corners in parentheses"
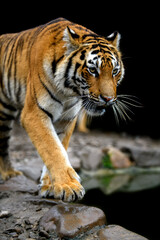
top-left (81, 187), bottom-right (160, 240)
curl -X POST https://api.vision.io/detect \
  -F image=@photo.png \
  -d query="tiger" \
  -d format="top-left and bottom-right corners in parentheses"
top-left (0, 17), bottom-right (125, 202)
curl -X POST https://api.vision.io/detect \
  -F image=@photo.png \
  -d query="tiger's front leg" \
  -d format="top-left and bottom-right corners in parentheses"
top-left (21, 101), bottom-right (84, 202)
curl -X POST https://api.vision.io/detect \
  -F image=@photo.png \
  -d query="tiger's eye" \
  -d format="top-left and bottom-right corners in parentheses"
top-left (112, 68), bottom-right (119, 76)
top-left (88, 67), bottom-right (98, 76)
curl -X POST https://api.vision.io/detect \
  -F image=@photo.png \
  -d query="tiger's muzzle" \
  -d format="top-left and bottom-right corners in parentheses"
top-left (82, 95), bottom-right (116, 116)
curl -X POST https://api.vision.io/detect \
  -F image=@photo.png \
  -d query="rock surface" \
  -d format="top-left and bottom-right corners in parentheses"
top-left (40, 203), bottom-right (106, 238)
top-left (102, 146), bottom-right (133, 168)
top-left (97, 225), bottom-right (148, 240)
top-left (0, 122), bottom-right (155, 239)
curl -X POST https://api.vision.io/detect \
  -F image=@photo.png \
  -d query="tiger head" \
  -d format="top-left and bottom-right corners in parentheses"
top-left (57, 26), bottom-right (125, 116)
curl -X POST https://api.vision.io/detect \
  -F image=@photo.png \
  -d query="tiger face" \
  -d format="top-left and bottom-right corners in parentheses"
top-left (61, 27), bottom-right (125, 116)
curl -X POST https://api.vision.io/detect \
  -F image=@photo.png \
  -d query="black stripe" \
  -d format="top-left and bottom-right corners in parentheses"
top-left (52, 59), bottom-right (56, 74)
top-left (0, 139), bottom-right (9, 148)
top-left (6, 35), bottom-right (19, 97)
top-left (74, 62), bottom-right (81, 75)
top-left (57, 131), bottom-right (64, 135)
top-left (56, 55), bottom-right (64, 64)
top-left (74, 25), bottom-right (92, 34)
top-left (82, 60), bottom-right (86, 69)
top-left (13, 37), bottom-right (21, 97)
top-left (102, 50), bottom-right (113, 55)
top-left (46, 17), bottom-right (67, 25)
top-left (3, 36), bottom-right (15, 68)
top-left (51, 55), bottom-right (64, 74)
top-left (33, 85), bottom-right (54, 123)
top-left (18, 33), bottom-right (25, 52)
top-left (0, 98), bottom-right (17, 111)
top-left (80, 50), bottom-right (86, 60)
top-left (99, 44), bottom-right (111, 51)
top-left (81, 85), bottom-right (88, 90)
top-left (91, 50), bottom-right (99, 55)
top-left (16, 82), bottom-right (22, 103)
top-left (64, 50), bottom-right (80, 93)
top-left (38, 21), bottom-right (66, 38)
top-left (65, 50), bottom-right (80, 78)
top-left (0, 111), bottom-right (15, 121)
top-left (43, 25), bottom-right (63, 38)
top-left (38, 105), bottom-right (54, 122)
top-left (91, 44), bottom-right (99, 49)
top-left (38, 74), bottom-right (62, 105)
top-left (0, 151), bottom-right (8, 157)
top-left (0, 136), bottom-right (10, 142)
top-left (72, 62), bottom-right (84, 87)
top-left (82, 34), bottom-right (98, 40)
top-left (0, 125), bottom-right (12, 132)
top-left (27, 28), bottom-right (44, 66)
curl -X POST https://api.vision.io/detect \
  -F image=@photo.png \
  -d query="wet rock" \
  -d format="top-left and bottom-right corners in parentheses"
top-left (40, 203), bottom-right (106, 238)
top-left (98, 225), bottom-right (149, 240)
top-left (103, 146), bottom-right (132, 168)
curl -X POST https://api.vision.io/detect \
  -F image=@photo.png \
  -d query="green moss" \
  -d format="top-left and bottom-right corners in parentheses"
top-left (102, 154), bottom-right (114, 169)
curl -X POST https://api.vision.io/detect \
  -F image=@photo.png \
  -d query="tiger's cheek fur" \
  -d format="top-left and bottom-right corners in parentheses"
top-left (88, 77), bottom-right (100, 97)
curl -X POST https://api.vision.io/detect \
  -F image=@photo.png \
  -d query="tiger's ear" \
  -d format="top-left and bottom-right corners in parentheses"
top-left (63, 26), bottom-right (80, 55)
top-left (106, 31), bottom-right (121, 49)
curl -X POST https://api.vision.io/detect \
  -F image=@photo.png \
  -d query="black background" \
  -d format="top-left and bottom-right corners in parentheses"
top-left (82, 188), bottom-right (160, 240)
top-left (0, 2), bottom-right (158, 138)
top-left (0, 3), bottom-right (159, 240)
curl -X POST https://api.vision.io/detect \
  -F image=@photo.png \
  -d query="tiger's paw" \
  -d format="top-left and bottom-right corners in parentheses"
top-left (0, 168), bottom-right (22, 181)
top-left (39, 166), bottom-right (85, 202)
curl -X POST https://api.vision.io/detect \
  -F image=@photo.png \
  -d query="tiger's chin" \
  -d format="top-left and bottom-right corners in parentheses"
top-left (84, 103), bottom-right (106, 117)
top-left (82, 97), bottom-right (107, 117)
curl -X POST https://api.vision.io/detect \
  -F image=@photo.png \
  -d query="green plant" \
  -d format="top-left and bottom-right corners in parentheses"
top-left (102, 154), bottom-right (114, 169)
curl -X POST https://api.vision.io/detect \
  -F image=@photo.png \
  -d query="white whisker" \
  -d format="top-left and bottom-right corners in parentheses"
top-left (116, 101), bottom-right (132, 121)
top-left (118, 101), bottom-right (135, 115)
top-left (117, 94), bottom-right (143, 107)
top-left (112, 104), bottom-right (120, 125)
top-left (111, 93), bottom-right (140, 124)
top-left (121, 99), bottom-right (142, 108)
top-left (116, 102), bottom-right (128, 122)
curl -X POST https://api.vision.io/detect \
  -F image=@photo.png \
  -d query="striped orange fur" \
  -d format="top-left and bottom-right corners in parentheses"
top-left (0, 18), bottom-right (124, 201)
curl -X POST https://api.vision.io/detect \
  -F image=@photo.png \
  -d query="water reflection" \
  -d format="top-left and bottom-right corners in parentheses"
top-left (80, 167), bottom-right (160, 240)
top-left (81, 167), bottom-right (160, 194)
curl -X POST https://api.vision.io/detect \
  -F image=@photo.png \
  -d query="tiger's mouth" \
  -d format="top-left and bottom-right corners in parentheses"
top-left (82, 96), bottom-right (113, 116)
top-left (82, 94), bottom-right (141, 122)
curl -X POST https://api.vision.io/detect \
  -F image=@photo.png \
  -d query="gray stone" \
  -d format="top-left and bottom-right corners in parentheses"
top-left (98, 225), bottom-right (149, 240)
top-left (130, 146), bottom-right (160, 167)
top-left (0, 175), bottom-right (38, 193)
top-left (68, 149), bottom-right (81, 171)
top-left (103, 146), bottom-right (132, 168)
top-left (18, 165), bottom-right (41, 182)
top-left (79, 146), bottom-right (103, 170)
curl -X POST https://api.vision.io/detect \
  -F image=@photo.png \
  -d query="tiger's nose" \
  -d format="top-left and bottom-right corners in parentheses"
top-left (100, 95), bottom-right (115, 106)
top-left (103, 96), bottom-right (114, 102)
top-left (100, 95), bottom-right (116, 107)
